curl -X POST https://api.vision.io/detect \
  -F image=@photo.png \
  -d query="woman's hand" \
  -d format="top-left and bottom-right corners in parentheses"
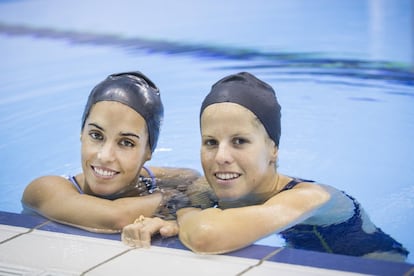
top-left (121, 216), bottom-right (178, 248)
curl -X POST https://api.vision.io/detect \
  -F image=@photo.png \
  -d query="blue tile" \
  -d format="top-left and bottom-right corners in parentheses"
top-left (0, 210), bottom-right (48, 228)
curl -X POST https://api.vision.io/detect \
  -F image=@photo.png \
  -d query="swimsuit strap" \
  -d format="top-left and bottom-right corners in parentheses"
top-left (280, 177), bottom-right (314, 193)
top-left (68, 175), bottom-right (83, 194)
top-left (67, 166), bottom-right (156, 198)
top-left (140, 166), bottom-right (157, 193)
top-left (214, 177), bottom-right (314, 209)
top-left (280, 179), bottom-right (300, 192)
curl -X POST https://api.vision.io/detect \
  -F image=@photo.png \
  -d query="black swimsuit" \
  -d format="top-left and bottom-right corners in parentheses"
top-left (279, 178), bottom-right (409, 257)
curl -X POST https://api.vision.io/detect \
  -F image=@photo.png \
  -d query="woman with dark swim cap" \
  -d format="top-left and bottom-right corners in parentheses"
top-left (122, 72), bottom-right (408, 262)
top-left (22, 71), bottom-right (200, 233)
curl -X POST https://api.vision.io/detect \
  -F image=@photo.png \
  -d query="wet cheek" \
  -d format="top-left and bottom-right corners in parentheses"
top-left (256, 160), bottom-right (271, 175)
top-left (82, 145), bottom-right (98, 161)
top-left (80, 145), bottom-right (90, 160)
top-left (123, 152), bottom-right (145, 172)
top-left (201, 154), bottom-right (213, 171)
top-left (201, 149), bottom-right (215, 160)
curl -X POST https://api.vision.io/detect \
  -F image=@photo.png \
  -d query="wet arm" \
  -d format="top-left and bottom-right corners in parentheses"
top-left (149, 167), bottom-right (201, 190)
top-left (177, 184), bottom-right (330, 254)
top-left (22, 175), bottom-right (162, 233)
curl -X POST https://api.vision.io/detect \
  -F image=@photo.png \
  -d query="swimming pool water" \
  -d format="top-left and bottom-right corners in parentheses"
top-left (0, 0), bottom-right (413, 263)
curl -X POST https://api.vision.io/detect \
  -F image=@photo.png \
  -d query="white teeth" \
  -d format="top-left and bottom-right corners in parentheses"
top-left (215, 173), bottom-right (239, 180)
top-left (94, 167), bottom-right (116, 177)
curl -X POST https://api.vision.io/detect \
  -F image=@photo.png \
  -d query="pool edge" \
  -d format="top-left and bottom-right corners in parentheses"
top-left (0, 210), bottom-right (412, 276)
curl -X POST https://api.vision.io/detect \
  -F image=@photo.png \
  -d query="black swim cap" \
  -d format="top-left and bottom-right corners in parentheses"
top-left (200, 72), bottom-right (281, 147)
top-left (81, 71), bottom-right (163, 152)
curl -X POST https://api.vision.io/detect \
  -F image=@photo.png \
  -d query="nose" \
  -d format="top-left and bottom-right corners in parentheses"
top-left (97, 142), bottom-right (116, 163)
top-left (215, 143), bottom-right (233, 165)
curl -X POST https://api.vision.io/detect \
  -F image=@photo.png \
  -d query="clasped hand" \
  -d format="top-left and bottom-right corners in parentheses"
top-left (121, 215), bottom-right (178, 248)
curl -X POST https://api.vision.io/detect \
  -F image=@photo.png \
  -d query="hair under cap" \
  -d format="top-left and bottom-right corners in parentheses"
top-left (200, 72), bottom-right (281, 146)
top-left (81, 71), bottom-right (163, 152)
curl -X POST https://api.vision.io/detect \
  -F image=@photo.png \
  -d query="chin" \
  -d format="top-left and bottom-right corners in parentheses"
top-left (91, 189), bottom-right (110, 197)
top-left (90, 185), bottom-right (117, 197)
top-left (216, 191), bottom-right (241, 202)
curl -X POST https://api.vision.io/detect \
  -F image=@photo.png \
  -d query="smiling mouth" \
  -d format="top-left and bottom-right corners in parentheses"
top-left (92, 166), bottom-right (119, 178)
top-left (215, 172), bottom-right (241, 181)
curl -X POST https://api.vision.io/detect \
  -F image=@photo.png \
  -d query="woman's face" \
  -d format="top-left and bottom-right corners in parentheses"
top-left (200, 102), bottom-right (278, 202)
top-left (81, 101), bottom-right (151, 196)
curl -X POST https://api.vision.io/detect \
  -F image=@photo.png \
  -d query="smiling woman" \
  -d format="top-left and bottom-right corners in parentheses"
top-left (122, 72), bottom-right (409, 262)
top-left (80, 101), bottom-right (151, 196)
top-left (21, 71), bottom-right (201, 233)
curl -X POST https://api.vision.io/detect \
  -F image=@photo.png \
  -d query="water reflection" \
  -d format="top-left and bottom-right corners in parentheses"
top-left (1, 22), bottom-right (412, 84)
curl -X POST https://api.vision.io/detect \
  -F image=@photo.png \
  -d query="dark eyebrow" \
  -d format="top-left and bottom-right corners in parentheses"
top-left (120, 132), bottom-right (141, 140)
top-left (88, 123), bottom-right (140, 140)
top-left (88, 123), bottom-right (104, 131)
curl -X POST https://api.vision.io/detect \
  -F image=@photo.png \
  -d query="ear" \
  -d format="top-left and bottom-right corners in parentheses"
top-left (145, 145), bottom-right (152, 161)
top-left (269, 140), bottom-right (278, 164)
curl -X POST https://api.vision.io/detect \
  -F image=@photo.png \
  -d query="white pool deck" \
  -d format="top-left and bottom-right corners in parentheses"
top-left (0, 211), bottom-right (412, 276)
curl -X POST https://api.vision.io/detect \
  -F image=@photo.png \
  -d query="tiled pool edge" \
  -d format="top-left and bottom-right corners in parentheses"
top-left (0, 211), bottom-right (412, 276)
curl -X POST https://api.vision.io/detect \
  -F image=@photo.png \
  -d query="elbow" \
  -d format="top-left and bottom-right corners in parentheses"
top-left (21, 177), bottom-right (46, 211)
top-left (179, 225), bottom-right (219, 254)
top-left (102, 211), bottom-right (133, 231)
top-left (183, 168), bottom-right (202, 179)
top-left (112, 219), bottom-right (130, 231)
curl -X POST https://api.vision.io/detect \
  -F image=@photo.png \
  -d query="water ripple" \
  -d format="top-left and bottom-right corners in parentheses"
top-left (1, 22), bottom-right (413, 86)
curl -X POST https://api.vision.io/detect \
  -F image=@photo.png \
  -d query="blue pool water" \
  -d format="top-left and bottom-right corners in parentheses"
top-left (0, 0), bottom-right (413, 263)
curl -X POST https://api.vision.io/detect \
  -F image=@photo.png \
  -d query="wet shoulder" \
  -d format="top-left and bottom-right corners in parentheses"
top-left (33, 175), bottom-right (84, 194)
top-left (301, 183), bottom-right (356, 225)
top-left (22, 175), bottom-right (81, 209)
